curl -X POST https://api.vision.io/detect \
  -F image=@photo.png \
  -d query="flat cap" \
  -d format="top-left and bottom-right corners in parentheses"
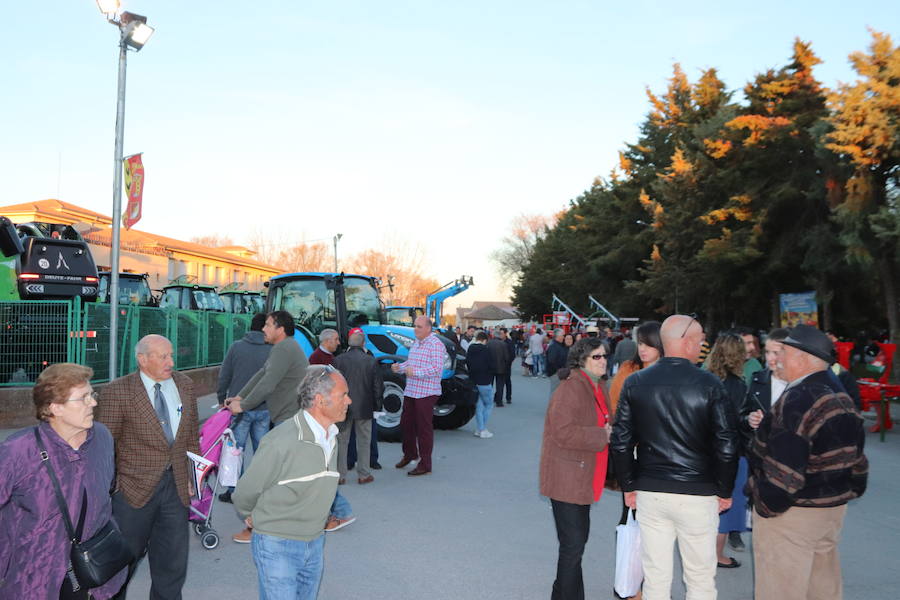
top-left (782, 324), bottom-right (834, 364)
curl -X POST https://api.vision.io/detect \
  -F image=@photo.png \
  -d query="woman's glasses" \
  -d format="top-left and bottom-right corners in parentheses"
top-left (589, 353), bottom-right (608, 360)
top-left (66, 391), bottom-right (99, 404)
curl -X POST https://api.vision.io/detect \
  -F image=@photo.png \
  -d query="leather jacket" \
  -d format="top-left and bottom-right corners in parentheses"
top-left (610, 357), bottom-right (739, 498)
top-left (332, 347), bottom-right (384, 419)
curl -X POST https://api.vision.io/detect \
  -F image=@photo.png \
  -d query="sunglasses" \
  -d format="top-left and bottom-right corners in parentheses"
top-left (311, 364), bottom-right (337, 381)
top-left (680, 313), bottom-right (699, 338)
top-left (589, 352), bottom-right (608, 360)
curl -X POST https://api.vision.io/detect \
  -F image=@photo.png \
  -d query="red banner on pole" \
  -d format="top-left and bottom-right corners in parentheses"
top-left (122, 153), bottom-right (144, 230)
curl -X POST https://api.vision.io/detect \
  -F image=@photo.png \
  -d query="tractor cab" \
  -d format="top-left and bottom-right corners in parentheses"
top-left (219, 286), bottom-right (265, 315)
top-left (384, 305), bottom-right (424, 327)
top-left (159, 277), bottom-right (224, 311)
top-left (97, 271), bottom-right (157, 306)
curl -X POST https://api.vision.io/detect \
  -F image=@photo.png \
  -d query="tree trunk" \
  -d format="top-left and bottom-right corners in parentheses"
top-left (877, 255), bottom-right (900, 383)
top-left (771, 291), bottom-right (781, 330)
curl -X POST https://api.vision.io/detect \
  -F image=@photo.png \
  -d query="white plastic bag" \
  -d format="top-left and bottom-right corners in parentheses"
top-left (614, 509), bottom-right (643, 598)
top-left (218, 428), bottom-right (243, 488)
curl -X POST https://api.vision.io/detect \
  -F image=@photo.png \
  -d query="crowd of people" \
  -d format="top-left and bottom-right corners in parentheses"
top-left (0, 309), bottom-right (874, 599)
top-left (539, 314), bottom-right (869, 600)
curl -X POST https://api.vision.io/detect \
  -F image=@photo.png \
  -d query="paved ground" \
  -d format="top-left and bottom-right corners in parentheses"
top-left (3, 372), bottom-right (898, 598)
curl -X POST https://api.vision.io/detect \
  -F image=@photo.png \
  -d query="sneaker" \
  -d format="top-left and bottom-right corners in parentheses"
top-left (728, 531), bottom-right (745, 551)
top-left (479, 430), bottom-right (494, 438)
top-left (474, 429), bottom-right (481, 437)
top-left (232, 528), bottom-right (252, 544)
top-left (324, 516), bottom-right (356, 532)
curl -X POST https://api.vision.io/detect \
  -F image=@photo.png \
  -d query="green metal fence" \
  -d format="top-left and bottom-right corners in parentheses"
top-left (0, 300), bottom-right (251, 386)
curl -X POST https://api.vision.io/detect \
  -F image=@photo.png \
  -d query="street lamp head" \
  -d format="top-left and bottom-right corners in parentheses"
top-left (120, 12), bottom-right (154, 50)
top-left (96, 0), bottom-right (120, 17)
top-left (335, 233), bottom-right (343, 241)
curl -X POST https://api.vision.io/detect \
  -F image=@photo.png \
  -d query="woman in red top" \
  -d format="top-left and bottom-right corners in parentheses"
top-left (539, 337), bottom-right (611, 600)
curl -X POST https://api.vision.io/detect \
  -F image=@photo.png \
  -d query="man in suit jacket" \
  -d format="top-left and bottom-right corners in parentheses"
top-left (99, 334), bottom-right (200, 600)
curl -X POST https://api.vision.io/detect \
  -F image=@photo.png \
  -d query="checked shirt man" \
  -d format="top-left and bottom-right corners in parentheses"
top-left (393, 316), bottom-right (447, 476)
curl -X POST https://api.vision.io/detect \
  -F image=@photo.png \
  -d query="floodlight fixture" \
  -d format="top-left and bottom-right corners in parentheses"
top-left (96, 0), bottom-right (120, 17)
top-left (120, 12), bottom-right (154, 50)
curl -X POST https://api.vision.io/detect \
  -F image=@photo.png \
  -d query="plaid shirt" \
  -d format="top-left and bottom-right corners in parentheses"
top-left (399, 333), bottom-right (446, 398)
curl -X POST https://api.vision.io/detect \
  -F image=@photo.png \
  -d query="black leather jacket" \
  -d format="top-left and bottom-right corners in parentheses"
top-left (610, 357), bottom-right (740, 498)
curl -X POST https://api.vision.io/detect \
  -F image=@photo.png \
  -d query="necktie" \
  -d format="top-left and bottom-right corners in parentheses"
top-left (154, 383), bottom-right (175, 445)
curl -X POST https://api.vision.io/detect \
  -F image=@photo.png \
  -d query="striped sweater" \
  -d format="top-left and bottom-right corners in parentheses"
top-left (745, 369), bottom-right (868, 518)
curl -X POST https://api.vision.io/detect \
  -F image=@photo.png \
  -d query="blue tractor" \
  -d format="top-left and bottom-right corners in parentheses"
top-left (265, 272), bottom-right (476, 440)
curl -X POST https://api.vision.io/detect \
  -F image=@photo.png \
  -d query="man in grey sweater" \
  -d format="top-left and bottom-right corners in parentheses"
top-left (225, 310), bottom-right (309, 542)
top-left (233, 365), bottom-right (350, 600)
top-left (217, 312), bottom-right (272, 503)
top-left (225, 311), bottom-right (309, 426)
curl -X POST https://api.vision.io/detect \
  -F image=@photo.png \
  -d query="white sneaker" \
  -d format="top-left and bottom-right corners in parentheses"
top-left (474, 429), bottom-right (481, 437)
top-left (479, 430), bottom-right (494, 438)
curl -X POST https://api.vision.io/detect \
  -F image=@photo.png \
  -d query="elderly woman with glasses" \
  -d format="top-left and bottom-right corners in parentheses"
top-left (539, 337), bottom-right (613, 600)
top-left (0, 363), bottom-right (126, 599)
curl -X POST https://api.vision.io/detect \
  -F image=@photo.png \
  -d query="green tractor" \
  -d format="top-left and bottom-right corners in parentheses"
top-left (158, 276), bottom-right (225, 311)
top-left (218, 283), bottom-right (265, 315)
top-left (0, 217), bottom-right (100, 383)
top-left (0, 219), bottom-right (99, 301)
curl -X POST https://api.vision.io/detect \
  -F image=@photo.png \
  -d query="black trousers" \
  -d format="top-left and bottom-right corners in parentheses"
top-left (112, 469), bottom-right (189, 600)
top-left (551, 499), bottom-right (591, 600)
top-left (494, 373), bottom-right (512, 404)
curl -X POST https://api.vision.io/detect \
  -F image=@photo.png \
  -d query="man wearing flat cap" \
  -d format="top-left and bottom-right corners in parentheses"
top-left (745, 325), bottom-right (868, 600)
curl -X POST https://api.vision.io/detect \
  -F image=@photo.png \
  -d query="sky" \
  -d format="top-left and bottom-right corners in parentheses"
top-left (1, 1), bottom-right (897, 315)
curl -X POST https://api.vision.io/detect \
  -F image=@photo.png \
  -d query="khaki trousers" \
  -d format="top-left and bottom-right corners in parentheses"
top-left (636, 491), bottom-right (718, 600)
top-left (752, 504), bottom-right (846, 600)
top-left (337, 418), bottom-right (372, 479)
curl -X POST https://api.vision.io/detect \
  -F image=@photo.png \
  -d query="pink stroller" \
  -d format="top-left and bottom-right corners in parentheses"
top-left (186, 408), bottom-right (234, 550)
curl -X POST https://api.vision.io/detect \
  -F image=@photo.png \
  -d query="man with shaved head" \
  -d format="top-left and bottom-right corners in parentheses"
top-left (611, 314), bottom-right (739, 600)
top-left (100, 334), bottom-right (200, 600)
top-left (392, 316), bottom-right (448, 476)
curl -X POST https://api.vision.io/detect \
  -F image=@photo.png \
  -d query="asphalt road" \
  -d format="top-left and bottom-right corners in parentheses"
top-left (4, 371), bottom-right (898, 598)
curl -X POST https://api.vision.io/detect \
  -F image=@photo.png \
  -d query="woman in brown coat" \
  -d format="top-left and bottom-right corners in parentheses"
top-left (539, 337), bottom-right (611, 600)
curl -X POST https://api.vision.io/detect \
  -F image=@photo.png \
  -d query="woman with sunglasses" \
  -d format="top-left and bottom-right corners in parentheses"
top-left (706, 333), bottom-right (750, 569)
top-left (0, 363), bottom-right (126, 599)
top-left (539, 337), bottom-right (612, 600)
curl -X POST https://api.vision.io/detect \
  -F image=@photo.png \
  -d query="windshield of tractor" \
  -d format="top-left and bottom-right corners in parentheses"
top-left (344, 277), bottom-right (383, 326)
top-left (280, 279), bottom-right (337, 332)
top-left (385, 306), bottom-right (421, 327)
top-left (99, 276), bottom-right (152, 305)
top-left (193, 289), bottom-right (225, 311)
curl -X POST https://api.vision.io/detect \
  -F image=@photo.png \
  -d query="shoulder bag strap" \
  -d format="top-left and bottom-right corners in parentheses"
top-left (33, 427), bottom-right (79, 543)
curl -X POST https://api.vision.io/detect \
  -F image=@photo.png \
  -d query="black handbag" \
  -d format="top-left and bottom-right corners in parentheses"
top-left (34, 428), bottom-right (134, 591)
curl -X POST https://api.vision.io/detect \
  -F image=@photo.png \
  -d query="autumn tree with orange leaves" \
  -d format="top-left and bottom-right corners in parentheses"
top-left (827, 30), bottom-right (900, 347)
top-left (513, 32), bottom-right (893, 342)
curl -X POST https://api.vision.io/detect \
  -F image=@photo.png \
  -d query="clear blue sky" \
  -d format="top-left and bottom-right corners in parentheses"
top-left (1, 1), bottom-right (897, 308)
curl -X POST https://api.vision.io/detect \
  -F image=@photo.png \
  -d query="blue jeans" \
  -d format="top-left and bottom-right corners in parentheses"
top-left (330, 489), bottom-right (352, 519)
top-left (531, 353), bottom-right (545, 376)
top-left (475, 384), bottom-right (493, 431)
top-left (232, 408), bottom-right (270, 452)
top-left (251, 532), bottom-right (324, 600)
top-left (228, 408), bottom-right (270, 492)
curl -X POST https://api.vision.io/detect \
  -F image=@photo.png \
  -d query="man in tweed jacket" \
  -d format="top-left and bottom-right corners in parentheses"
top-left (99, 334), bottom-right (200, 600)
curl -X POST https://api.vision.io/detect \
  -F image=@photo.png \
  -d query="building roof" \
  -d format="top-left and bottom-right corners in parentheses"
top-left (0, 199), bottom-right (281, 273)
top-left (0, 199), bottom-right (112, 226)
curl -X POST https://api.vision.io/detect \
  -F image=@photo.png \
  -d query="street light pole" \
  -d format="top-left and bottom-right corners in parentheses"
top-left (98, 3), bottom-right (154, 379)
top-left (108, 34), bottom-right (128, 380)
top-left (333, 233), bottom-right (342, 272)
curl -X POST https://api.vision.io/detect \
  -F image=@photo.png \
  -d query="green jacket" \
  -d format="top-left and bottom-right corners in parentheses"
top-left (239, 337), bottom-right (309, 424)
top-left (232, 411), bottom-right (339, 541)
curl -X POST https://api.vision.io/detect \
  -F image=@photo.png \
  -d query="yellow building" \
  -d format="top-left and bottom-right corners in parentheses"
top-left (0, 199), bottom-right (280, 290)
